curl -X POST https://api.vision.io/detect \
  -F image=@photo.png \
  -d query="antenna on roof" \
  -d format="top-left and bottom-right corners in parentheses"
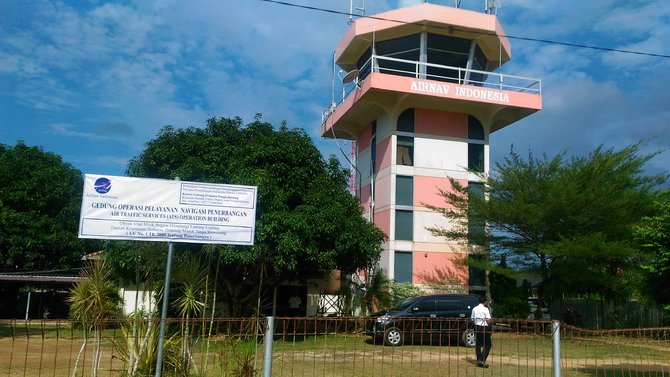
top-left (348, 0), bottom-right (365, 24)
top-left (485, 0), bottom-right (501, 15)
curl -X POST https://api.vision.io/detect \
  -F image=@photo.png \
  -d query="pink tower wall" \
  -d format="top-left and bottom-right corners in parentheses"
top-left (413, 251), bottom-right (468, 285)
top-left (415, 108), bottom-right (467, 138)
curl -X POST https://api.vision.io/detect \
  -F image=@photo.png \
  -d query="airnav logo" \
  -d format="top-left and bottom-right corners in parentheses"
top-left (94, 177), bottom-right (112, 194)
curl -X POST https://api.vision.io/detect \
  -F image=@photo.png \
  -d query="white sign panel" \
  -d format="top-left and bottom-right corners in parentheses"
top-left (79, 175), bottom-right (257, 245)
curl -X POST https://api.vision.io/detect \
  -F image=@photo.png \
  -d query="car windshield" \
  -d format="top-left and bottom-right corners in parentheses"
top-left (390, 297), bottom-right (420, 311)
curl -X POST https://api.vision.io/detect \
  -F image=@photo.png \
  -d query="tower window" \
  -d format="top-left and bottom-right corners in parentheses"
top-left (467, 181), bottom-right (486, 289)
top-left (467, 181), bottom-right (485, 245)
top-left (376, 34), bottom-right (421, 78)
top-left (468, 116), bottom-right (485, 172)
top-left (468, 144), bottom-right (484, 172)
top-left (359, 32), bottom-right (489, 85)
top-left (469, 44), bottom-right (489, 85)
top-left (426, 34), bottom-right (472, 83)
top-left (468, 115), bottom-right (485, 140)
top-left (396, 175), bottom-right (414, 206)
top-left (395, 210), bottom-right (413, 240)
top-left (357, 47), bottom-right (372, 80)
top-left (397, 136), bottom-right (414, 166)
top-left (397, 109), bottom-right (415, 132)
top-left (394, 251), bottom-right (413, 283)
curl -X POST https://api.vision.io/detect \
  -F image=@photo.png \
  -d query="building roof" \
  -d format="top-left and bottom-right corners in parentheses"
top-left (0, 274), bottom-right (82, 283)
top-left (335, 2), bottom-right (511, 71)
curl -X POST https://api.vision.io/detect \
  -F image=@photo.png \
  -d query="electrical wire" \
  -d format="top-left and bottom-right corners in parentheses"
top-left (257, 0), bottom-right (670, 59)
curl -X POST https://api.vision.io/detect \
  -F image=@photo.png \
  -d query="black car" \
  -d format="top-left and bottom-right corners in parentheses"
top-left (365, 294), bottom-right (480, 347)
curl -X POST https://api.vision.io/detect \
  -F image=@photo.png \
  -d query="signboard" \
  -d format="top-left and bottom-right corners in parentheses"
top-left (79, 175), bottom-right (257, 245)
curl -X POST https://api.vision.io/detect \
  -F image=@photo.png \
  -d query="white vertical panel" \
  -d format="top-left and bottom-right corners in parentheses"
top-left (414, 210), bottom-right (459, 243)
top-left (380, 249), bottom-right (392, 279)
top-left (414, 138), bottom-right (468, 171)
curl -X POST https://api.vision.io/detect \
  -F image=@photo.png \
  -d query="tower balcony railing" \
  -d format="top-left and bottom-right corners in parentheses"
top-left (322, 54), bottom-right (542, 124)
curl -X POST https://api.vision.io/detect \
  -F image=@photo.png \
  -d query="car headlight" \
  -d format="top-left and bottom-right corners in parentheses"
top-left (377, 315), bottom-right (390, 323)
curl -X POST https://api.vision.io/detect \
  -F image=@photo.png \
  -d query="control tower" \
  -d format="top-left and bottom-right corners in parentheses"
top-left (321, 2), bottom-right (541, 292)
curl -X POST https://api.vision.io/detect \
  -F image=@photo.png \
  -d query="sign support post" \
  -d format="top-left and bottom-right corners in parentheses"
top-left (154, 241), bottom-right (174, 377)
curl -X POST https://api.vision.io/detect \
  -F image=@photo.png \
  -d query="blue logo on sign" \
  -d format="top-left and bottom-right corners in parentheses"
top-left (94, 177), bottom-right (112, 194)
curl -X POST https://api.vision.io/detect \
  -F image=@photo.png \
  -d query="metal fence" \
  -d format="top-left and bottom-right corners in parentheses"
top-left (1, 317), bottom-right (668, 377)
top-left (321, 53), bottom-right (542, 125)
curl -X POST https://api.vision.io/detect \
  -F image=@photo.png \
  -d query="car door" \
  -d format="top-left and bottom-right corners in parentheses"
top-left (407, 297), bottom-right (436, 344)
top-left (436, 298), bottom-right (466, 338)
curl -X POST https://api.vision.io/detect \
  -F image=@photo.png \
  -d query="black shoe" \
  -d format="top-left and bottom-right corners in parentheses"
top-left (476, 361), bottom-right (485, 368)
top-left (483, 363), bottom-right (489, 368)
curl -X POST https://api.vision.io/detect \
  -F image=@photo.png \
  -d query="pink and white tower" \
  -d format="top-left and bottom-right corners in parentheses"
top-left (322, 2), bottom-right (541, 293)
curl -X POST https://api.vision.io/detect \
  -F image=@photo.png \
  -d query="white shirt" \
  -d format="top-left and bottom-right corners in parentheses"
top-left (471, 303), bottom-right (492, 327)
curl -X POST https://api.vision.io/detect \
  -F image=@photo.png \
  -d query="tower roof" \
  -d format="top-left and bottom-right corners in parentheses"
top-left (335, 3), bottom-right (511, 72)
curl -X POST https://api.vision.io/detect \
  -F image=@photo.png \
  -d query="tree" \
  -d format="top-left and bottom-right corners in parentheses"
top-left (633, 190), bottom-right (670, 323)
top-left (125, 116), bottom-right (387, 316)
top-left (68, 258), bottom-right (122, 377)
top-left (427, 143), bottom-right (667, 324)
top-left (0, 142), bottom-right (88, 271)
top-left (488, 257), bottom-right (531, 319)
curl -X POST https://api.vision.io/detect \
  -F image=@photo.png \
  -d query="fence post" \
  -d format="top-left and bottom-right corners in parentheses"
top-left (263, 316), bottom-right (275, 377)
top-left (552, 320), bottom-right (561, 377)
top-left (25, 290), bottom-right (31, 321)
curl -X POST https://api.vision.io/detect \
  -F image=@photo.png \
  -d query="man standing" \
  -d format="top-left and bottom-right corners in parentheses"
top-left (471, 296), bottom-right (492, 368)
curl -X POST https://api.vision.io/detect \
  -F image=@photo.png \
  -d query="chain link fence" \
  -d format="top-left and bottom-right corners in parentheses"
top-left (1, 317), bottom-right (668, 376)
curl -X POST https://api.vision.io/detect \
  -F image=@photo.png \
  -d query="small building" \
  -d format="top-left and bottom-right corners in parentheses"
top-left (0, 273), bottom-right (80, 319)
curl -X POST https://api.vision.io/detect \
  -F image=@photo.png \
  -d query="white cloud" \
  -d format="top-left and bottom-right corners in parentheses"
top-left (49, 122), bottom-right (136, 141)
top-left (49, 123), bottom-right (108, 140)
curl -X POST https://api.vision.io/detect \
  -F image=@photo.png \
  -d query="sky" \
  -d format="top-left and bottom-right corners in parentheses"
top-left (1, 0), bottom-right (669, 181)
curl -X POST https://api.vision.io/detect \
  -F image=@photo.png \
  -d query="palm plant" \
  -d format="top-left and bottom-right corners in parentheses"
top-left (360, 267), bottom-right (393, 315)
top-left (68, 258), bottom-right (121, 377)
top-left (172, 254), bottom-right (208, 375)
top-left (113, 311), bottom-right (159, 376)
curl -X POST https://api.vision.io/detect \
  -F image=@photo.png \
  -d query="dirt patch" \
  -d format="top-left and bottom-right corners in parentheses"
top-left (0, 337), bottom-right (125, 377)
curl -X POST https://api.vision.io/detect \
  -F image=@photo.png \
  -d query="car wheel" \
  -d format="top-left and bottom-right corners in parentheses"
top-left (383, 327), bottom-right (403, 346)
top-left (461, 329), bottom-right (475, 348)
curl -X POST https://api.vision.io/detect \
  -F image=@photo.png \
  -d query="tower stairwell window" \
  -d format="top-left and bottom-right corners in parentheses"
top-left (395, 210), bottom-right (413, 241)
top-left (397, 109), bottom-right (415, 166)
top-left (394, 251), bottom-right (413, 283)
top-left (397, 109), bottom-right (415, 132)
top-left (468, 115), bottom-right (485, 172)
top-left (397, 136), bottom-right (414, 166)
top-left (467, 181), bottom-right (486, 290)
top-left (396, 175), bottom-right (414, 207)
top-left (393, 251), bottom-right (412, 283)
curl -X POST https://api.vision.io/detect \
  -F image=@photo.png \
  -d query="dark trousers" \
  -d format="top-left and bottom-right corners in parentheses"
top-left (475, 326), bottom-right (492, 363)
